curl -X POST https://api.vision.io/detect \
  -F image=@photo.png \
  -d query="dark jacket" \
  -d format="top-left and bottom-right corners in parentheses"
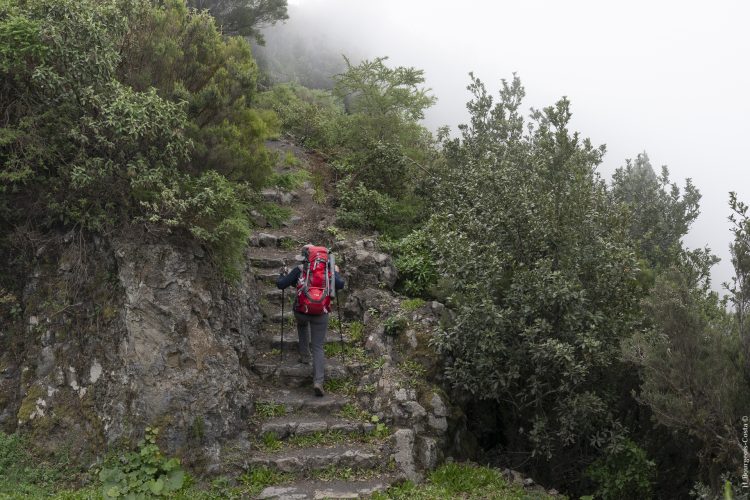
top-left (276, 265), bottom-right (345, 291)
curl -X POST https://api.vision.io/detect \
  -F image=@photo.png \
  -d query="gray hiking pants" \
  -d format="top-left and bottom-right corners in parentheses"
top-left (294, 311), bottom-right (328, 385)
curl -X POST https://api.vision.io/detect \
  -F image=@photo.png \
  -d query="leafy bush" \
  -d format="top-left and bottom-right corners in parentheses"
top-left (255, 83), bottom-right (345, 151)
top-left (384, 229), bottom-right (438, 297)
top-left (99, 427), bottom-right (185, 498)
top-left (119, 1), bottom-right (279, 188)
top-left (0, 0), bottom-right (274, 282)
top-left (336, 182), bottom-right (396, 231)
top-left (429, 76), bottom-right (642, 488)
top-left (140, 170), bottom-right (251, 279)
top-left (586, 437), bottom-right (656, 500)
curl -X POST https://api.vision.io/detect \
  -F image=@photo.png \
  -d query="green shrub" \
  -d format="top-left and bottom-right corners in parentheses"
top-left (337, 182), bottom-right (396, 231)
top-left (255, 83), bottom-right (344, 151)
top-left (99, 427), bottom-right (185, 498)
top-left (586, 437), bottom-right (656, 500)
top-left (383, 229), bottom-right (437, 297)
top-left (383, 315), bottom-right (408, 337)
top-left (140, 170), bottom-right (251, 280)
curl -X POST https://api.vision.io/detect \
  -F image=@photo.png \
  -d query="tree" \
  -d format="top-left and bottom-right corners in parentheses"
top-left (725, 192), bottom-right (750, 381)
top-left (333, 56), bottom-right (436, 151)
top-left (623, 251), bottom-right (748, 492)
top-left (187, 0), bottom-right (288, 45)
top-left (118, 0), bottom-right (278, 188)
top-left (0, 0), bottom-right (262, 277)
top-left (430, 75), bottom-right (643, 488)
top-left (611, 152), bottom-right (701, 270)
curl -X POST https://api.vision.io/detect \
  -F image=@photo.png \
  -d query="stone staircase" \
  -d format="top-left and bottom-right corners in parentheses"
top-left (242, 140), bottom-right (402, 499)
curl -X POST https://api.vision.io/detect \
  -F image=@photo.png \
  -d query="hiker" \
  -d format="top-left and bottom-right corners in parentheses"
top-left (276, 244), bottom-right (345, 397)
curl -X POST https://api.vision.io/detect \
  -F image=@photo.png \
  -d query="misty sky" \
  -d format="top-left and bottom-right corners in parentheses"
top-left (283, 0), bottom-right (750, 291)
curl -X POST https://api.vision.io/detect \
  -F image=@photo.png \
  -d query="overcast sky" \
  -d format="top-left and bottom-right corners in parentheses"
top-left (283, 0), bottom-right (750, 291)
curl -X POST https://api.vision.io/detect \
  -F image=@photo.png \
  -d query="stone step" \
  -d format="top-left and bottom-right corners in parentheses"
top-left (261, 188), bottom-right (299, 205)
top-left (249, 255), bottom-right (287, 269)
top-left (264, 289), bottom-right (304, 309)
top-left (265, 334), bottom-right (344, 351)
top-left (261, 415), bottom-right (374, 439)
top-left (250, 233), bottom-right (280, 248)
top-left (247, 444), bottom-right (380, 473)
top-left (255, 387), bottom-right (351, 415)
top-left (256, 271), bottom-right (282, 284)
top-left (251, 358), bottom-right (365, 388)
top-left (257, 477), bottom-right (395, 499)
top-left (262, 309), bottom-right (346, 325)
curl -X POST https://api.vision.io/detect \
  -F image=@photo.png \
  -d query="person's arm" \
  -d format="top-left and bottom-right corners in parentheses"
top-left (276, 266), bottom-right (300, 289)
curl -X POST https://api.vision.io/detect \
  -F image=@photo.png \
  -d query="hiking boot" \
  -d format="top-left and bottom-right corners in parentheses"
top-left (298, 353), bottom-right (311, 365)
top-left (313, 384), bottom-right (325, 397)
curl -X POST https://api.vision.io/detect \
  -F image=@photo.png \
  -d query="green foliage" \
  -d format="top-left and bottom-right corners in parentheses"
top-left (726, 191), bottom-right (750, 369)
top-left (323, 377), bottom-right (357, 396)
top-left (266, 169), bottom-right (311, 190)
top-left (586, 437), bottom-right (656, 500)
top-left (254, 401), bottom-right (286, 419)
top-left (259, 432), bottom-right (282, 452)
top-left (337, 182), bottom-right (412, 235)
top-left (1, 0), bottom-right (272, 281)
top-left (334, 56), bottom-right (436, 144)
top-left (119, 1), bottom-right (278, 188)
top-left (338, 403), bottom-right (369, 422)
top-left (238, 466), bottom-right (292, 498)
top-left (374, 462), bottom-right (546, 500)
top-left (623, 254), bottom-right (749, 488)
top-left (255, 203), bottom-right (292, 229)
top-left (140, 170), bottom-right (252, 279)
top-left (383, 229), bottom-right (438, 297)
top-left (347, 321), bottom-right (364, 342)
top-left (187, 0), bottom-right (288, 45)
top-left (611, 152), bottom-right (701, 270)
top-left (383, 315), bottom-right (408, 337)
top-left (99, 427), bottom-right (185, 498)
top-left (429, 75), bottom-right (642, 481)
top-left (401, 298), bottom-right (426, 312)
top-left (369, 415), bottom-right (390, 439)
top-left (283, 151), bottom-right (300, 167)
top-left (255, 83), bottom-right (344, 150)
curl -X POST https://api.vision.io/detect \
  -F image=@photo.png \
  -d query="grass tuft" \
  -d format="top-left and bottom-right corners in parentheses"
top-left (373, 462), bottom-right (549, 499)
top-left (400, 298), bottom-right (426, 312)
top-left (256, 203), bottom-right (293, 228)
top-left (255, 402), bottom-right (287, 419)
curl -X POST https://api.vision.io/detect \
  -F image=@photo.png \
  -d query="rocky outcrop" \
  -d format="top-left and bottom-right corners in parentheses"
top-left (3, 230), bottom-right (263, 459)
top-left (334, 239), bottom-right (398, 294)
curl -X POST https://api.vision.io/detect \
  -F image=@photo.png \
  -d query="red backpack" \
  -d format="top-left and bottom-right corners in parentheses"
top-left (295, 246), bottom-right (333, 315)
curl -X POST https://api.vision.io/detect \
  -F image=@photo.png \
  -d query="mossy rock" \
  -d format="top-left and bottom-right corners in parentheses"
top-left (17, 385), bottom-right (45, 423)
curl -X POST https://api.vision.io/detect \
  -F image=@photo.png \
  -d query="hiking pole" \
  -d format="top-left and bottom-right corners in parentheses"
top-left (280, 286), bottom-right (284, 362)
top-left (279, 262), bottom-right (285, 362)
top-left (336, 294), bottom-right (344, 363)
top-left (330, 253), bottom-right (344, 363)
